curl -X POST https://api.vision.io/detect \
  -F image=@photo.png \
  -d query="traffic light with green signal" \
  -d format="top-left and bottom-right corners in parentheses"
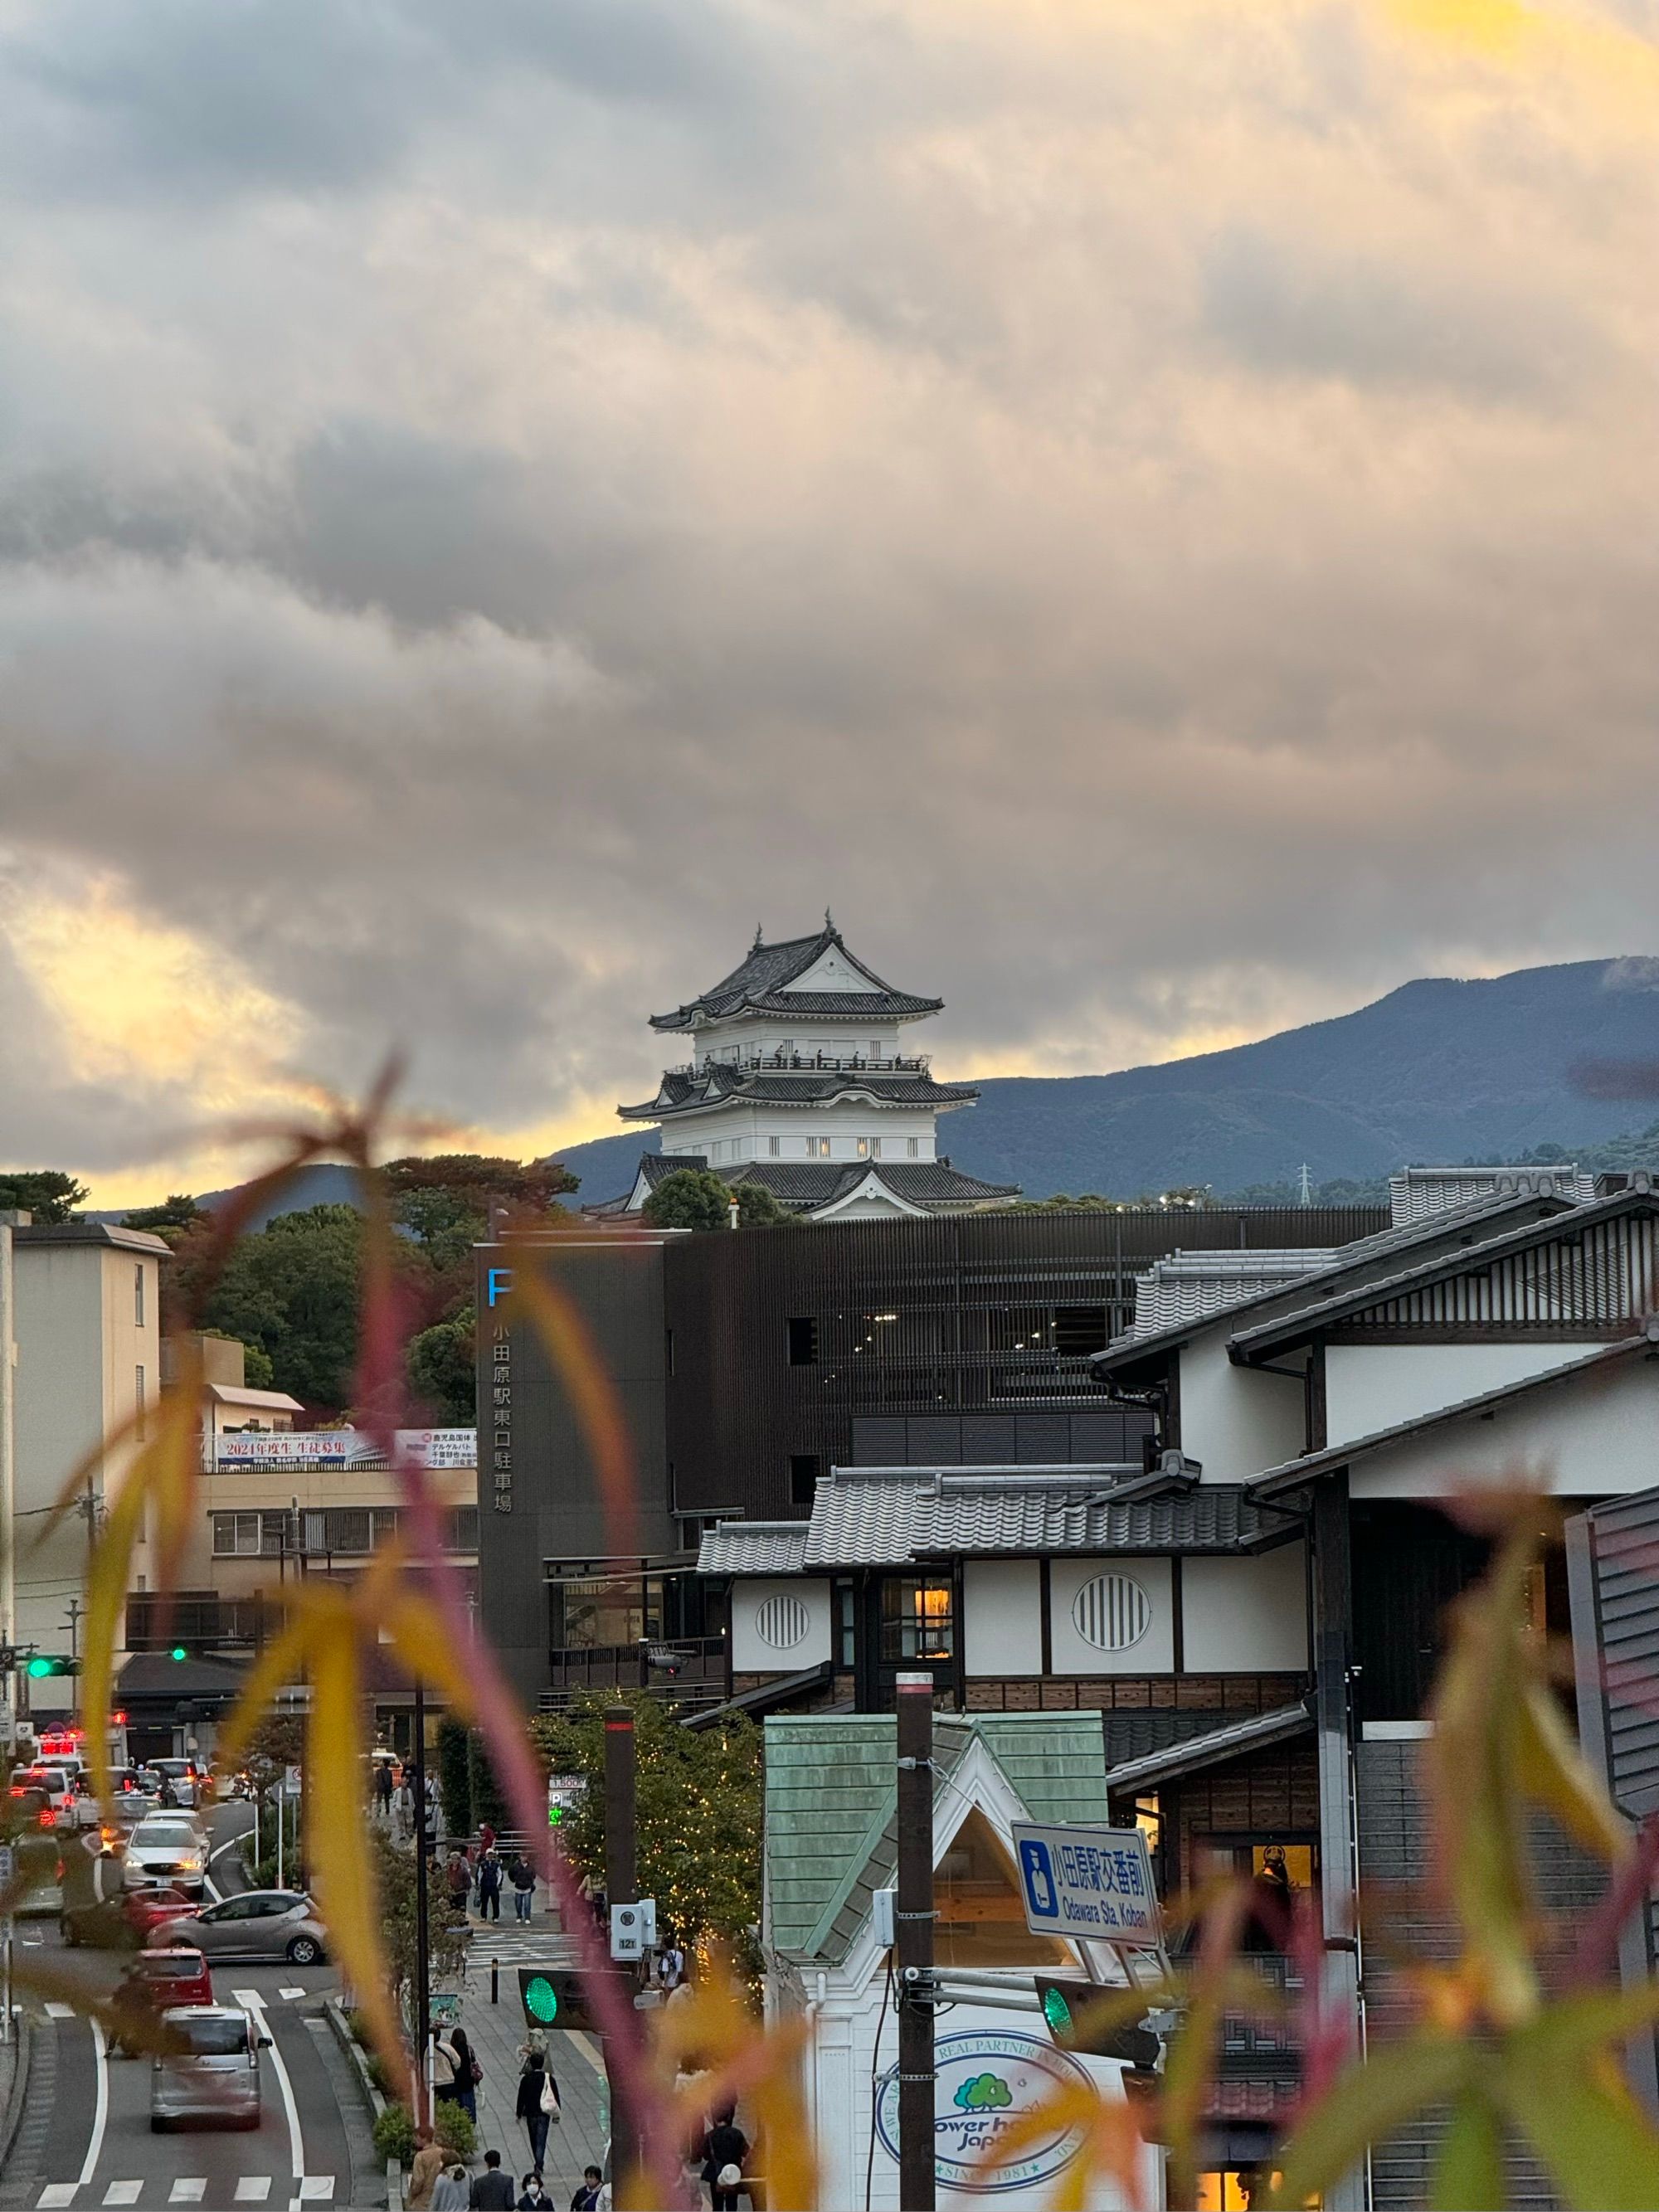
top-left (516, 1968), bottom-right (596, 2034)
top-left (23, 1654), bottom-right (79, 1680)
top-left (1032, 1976), bottom-right (1160, 2068)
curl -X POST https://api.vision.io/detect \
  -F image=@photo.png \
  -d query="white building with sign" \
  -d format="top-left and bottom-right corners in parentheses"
top-left (764, 1710), bottom-right (1156, 2210)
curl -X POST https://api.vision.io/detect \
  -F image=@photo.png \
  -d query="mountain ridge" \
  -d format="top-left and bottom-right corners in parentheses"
top-left (548, 956), bottom-right (1659, 1203)
top-left (156, 956), bottom-right (1659, 1218)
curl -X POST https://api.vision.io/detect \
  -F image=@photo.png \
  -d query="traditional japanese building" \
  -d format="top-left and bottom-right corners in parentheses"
top-left (592, 916), bottom-right (1019, 1220)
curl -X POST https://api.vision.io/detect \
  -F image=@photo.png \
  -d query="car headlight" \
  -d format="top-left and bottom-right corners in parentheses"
top-left (178, 1855), bottom-right (200, 1871)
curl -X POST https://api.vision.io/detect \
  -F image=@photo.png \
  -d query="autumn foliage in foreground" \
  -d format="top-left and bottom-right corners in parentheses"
top-left (3, 1077), bottom-right (1659, 2208)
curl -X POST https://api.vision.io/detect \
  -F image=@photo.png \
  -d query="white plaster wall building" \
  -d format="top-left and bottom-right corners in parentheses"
top-left (4, 1219), bottom-right (169, 1723)
top-left (591, 917), bottom-right (1019, 1220)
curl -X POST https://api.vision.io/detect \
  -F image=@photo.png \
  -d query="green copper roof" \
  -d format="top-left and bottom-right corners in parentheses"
top-left (763, 1712), bottom-right (1109, 1964)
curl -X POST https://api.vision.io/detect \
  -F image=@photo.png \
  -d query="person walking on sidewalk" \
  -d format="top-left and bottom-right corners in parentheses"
top-left (477, 1848), bottom-right (504, 1923)
top-left (515, 2046), bottom-right (559, 2176)
top-left (469, 2151), bottom-right (515, 2210)
top-left (445, 1850), bottom-right (472, 1920)
top-left (405, 2126), bottom-right (446, 2210)
top-left (508, 1851), bottom-right (536, 1921)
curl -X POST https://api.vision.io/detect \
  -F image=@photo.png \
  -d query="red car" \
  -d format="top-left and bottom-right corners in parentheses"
top-left (62, 1882), bottom-right (198, 1951)
top-left (107, 1947), bottom-right (214, 2055)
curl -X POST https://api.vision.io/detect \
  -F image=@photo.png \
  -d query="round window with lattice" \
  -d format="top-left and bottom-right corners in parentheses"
top-left (755, 1594), bottom-right (810, 1650)
top-left (1071, 1573), bottom-right (1150, 1652)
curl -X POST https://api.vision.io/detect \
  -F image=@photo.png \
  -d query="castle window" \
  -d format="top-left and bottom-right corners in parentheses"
top-left (857, 1137), bottom-right (869, 1159)
top-left (907, 1137), bottom-right (920, 1158)
top-left (871, 1137), bottom-right (882, 1157)
top-left (769, 1136), bottom-right (781, 1156)
top-left (816, 1137), bottom-right (831, 1158)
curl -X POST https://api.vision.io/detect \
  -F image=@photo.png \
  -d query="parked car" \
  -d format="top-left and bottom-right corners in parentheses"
top-left (64, 1881), bottom-right (198, 1950)
top-left (108, 1947), bottom-right (215, 2056)
top-left (125, 1817), bottom-right (207, 1897)
top-left (151, 1890), bottom-right (325, 1966)
top-left (150, 2005), bottom-right (268, 2131)
top-left (141, 1759), bottom-right (202, 1809)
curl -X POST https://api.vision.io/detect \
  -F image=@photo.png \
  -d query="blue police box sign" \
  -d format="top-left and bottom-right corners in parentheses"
top-left (1011, 1821), bottom-right (1160, 1942)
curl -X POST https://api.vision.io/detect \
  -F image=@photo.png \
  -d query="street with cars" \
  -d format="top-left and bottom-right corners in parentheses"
top-left (2, 1797), bottom-right (363, 2210)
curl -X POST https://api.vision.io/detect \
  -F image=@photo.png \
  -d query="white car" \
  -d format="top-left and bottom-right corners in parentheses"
top-left (12, 1766), bottom-right (100, 1831)
top-left (125, 1816), bottom-right (208, 1898)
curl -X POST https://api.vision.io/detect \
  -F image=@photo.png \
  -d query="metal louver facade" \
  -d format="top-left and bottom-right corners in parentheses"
top-left (664, 1206), bottom-right (1384, 1518)
top-left (1567, 1485), bottom-right (1659, 2112)
top-left (1331, 1212), bottom-right (1659, 1340)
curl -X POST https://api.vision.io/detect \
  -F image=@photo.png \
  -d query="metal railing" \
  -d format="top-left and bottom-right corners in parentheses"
top-left (539, 1636), bottom-right (727, 1712)
top-left (672, 1049), bottom-right (933, 1077)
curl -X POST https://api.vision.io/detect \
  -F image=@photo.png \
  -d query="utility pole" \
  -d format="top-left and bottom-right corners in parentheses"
top-left (895, 1671), bottom-right (937, 2212)
top-left (0, 1210), bottom-right (27, 1755)
top-left (412, 1675), bottom-right (431, 2126)
top-left (64, 1597), bottom-right (83, 1665)
top-left (604, 1702), bottom-right (642, 2197)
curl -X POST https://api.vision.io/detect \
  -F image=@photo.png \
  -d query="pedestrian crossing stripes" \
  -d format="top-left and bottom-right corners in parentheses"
top-left (34, 2182), bottom-right (331, 2206)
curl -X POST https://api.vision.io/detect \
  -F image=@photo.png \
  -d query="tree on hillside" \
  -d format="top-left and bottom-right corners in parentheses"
top-left (407, 1308), bottom-right (475, 1423)
top-left (530, 1693), bottom-right (761, 1953)
top-left (120, 1194), bottom-right (207, 1240)
top-left (0, 1169), bottom-right (89, 1222)
top-left (197, 1203), bottom-right (364, 1410)
top-left (642, 1168), bottom-right (732, 1232)
top-left (384, 1155), bottom-right (578, 1264)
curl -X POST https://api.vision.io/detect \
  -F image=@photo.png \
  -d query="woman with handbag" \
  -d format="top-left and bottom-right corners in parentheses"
top-left (515, 2047), bottom-right (560, 2173)
top-left (442, 2025), bottom-right (479, 2124)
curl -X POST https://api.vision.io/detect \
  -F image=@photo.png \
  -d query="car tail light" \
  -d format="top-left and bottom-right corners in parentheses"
top-left (39, 1809), bottom-right (54, 1828)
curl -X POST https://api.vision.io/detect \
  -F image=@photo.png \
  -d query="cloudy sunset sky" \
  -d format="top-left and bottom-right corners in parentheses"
top-left (2, 0), bottom-right (1657, 1202)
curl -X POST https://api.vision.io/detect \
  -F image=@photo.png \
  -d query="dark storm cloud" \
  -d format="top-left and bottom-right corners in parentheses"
top-left (1, 0), bottom-right (1657, 1182)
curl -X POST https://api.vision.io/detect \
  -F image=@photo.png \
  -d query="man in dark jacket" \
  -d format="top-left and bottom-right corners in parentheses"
top-left (468, 2150), bottom-right (515, 2210)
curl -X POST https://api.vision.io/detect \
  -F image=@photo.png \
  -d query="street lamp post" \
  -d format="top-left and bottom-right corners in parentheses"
top-left (412, 1675), bottom-right (431, 2127)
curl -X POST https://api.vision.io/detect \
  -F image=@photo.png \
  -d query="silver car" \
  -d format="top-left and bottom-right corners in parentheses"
top-left (150, 2005), bottom-right (268, 2131)
top-left (125, 1816), bottom-right (208, 1897)
top-left (152, 1889), bottom-right (327, 1965)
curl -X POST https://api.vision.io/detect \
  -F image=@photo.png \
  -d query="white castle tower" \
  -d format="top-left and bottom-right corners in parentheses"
top-left (596, 916), bottom-right (1018, 1221)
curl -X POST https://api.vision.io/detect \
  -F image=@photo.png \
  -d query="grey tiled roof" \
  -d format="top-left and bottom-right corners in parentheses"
top-left (696, 1521), bottom-right (811, 1574)
top-left (590, 1155), bottom-right (1019, 1218)
top-left (651, 925), bottom-right (941, 1031)
top-left (796, 1467), bottom-right (1279, 1567)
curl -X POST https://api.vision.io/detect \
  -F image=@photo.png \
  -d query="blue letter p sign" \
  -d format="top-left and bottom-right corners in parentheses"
top-left (1020, 1838), bottom-right (1058, 1920)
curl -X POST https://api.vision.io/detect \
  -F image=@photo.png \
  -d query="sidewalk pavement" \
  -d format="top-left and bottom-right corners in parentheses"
top-left (458, 1910), bottom-right (611, 2201)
